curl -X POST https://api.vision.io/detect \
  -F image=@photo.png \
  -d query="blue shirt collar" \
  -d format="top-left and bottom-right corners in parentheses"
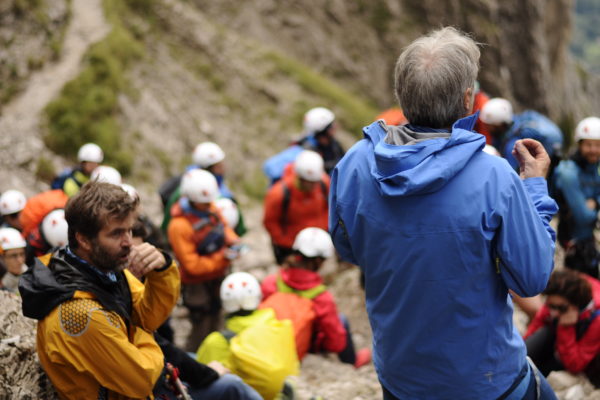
top-left (65, 245), bottom-right (118, 282)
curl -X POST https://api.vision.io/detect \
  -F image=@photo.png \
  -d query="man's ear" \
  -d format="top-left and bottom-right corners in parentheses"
top-left (464, 87), bottom-right (474, 115)
top-left (75, 232), bottom-right (92, 252)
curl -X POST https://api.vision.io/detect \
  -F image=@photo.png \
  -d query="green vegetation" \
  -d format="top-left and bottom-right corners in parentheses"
top-left (571, 0), bottom-right (600, 73)
top-left (35, 155), bottom-right (56, 183)
top-left (264, 51), bottom-right (379, 136)
top-left (44, 0), bottom-right (149, 175)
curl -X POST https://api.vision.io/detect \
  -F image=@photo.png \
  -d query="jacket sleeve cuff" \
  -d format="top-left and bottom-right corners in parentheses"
top-left (523, 177), bottom-right (559, 224)
top-left (155, 251), bottom-right (174, 272)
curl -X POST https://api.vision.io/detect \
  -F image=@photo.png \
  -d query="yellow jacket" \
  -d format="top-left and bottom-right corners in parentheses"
top-left (35, 263), bottom-right (180, 399)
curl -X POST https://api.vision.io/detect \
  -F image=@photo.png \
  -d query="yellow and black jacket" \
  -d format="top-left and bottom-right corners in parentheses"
top-left (19, 248), bottom-right (180, 400)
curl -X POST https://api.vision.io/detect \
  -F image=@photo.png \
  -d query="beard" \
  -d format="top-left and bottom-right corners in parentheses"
top-left (89, 239), bottom-right (131, 273)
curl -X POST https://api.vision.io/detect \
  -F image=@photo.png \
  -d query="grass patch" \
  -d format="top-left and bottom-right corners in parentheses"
top-left (35, 155), bottom-right (56, 183)
top-left (264, 50), bottom-right (379, 136)
top-left (240, 167), bottom-right (269, 202)
top-left (44, 0), bottom-right (147, 175)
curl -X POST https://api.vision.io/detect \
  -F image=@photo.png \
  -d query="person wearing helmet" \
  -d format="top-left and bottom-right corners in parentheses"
top-left (553, 117), bottom-right (600, 278)
top-left (0, 227), bottom-right (27, 292)
top-left (53, 143), bottom-right (104, 197)
top-left (480, 97), bottom-right (564, 174)
top-left (90, 165), bottom-right (122, 185)
top-left (300, 107), bottom-right (345, 175)
top-left (167, 169), bottom-right (241, 351)
top-left (25, 208), bottom-right (69, 267)
top-left (263, 150), bottom-right (330, 264)
top-left (160, 142), bottom-right (246, 237)
top-left (261, 227), bottom-right (372, 368)
top-left (0, 189), bottom-right (27, 231)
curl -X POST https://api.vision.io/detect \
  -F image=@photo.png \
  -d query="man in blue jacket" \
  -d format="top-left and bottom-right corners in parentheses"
top-left (329, 27), bottom-right (559, 399)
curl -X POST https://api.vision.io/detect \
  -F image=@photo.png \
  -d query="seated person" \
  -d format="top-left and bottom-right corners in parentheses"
top-left (524, 269), bottom-right (600, 387)
top-left (261, 227), bottom-right (371, 368)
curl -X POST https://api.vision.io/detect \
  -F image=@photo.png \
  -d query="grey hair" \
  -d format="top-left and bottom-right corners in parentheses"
top-left (394, 27), bottom-right (480, 128)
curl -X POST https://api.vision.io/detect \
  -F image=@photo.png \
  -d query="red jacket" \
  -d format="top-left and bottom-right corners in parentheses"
top-left (524, 274), bottom-right (600, 373)
top-left (261, 267), bottom-right (347, 353)
top-left (263, 172), bottom-right (329, 249)
top-left (472, 91), bottom-right (492, 144)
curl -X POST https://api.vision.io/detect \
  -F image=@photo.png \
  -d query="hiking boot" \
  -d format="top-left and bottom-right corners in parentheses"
top-left (354, 348), bottom-right (372, 368)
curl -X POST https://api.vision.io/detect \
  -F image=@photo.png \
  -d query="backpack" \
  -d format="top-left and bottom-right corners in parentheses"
top-left (215, 317), bottom-right (299, 400)
top-left (263, 144), bottom-right (304, 185)
top-left (259, 275), bottom-right (326, 359)
top-left (19, 190), bottom-right (69, 238)
top-left (50, 168), bottom-right (73, 190)
top-left (158, 175), bottom-right (183, 208)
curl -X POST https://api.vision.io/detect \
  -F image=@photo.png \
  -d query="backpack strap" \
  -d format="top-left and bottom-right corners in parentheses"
top-left (275, 274), bottom-right (326, 300)
top-left (280, 180), bottom-right (327, 230)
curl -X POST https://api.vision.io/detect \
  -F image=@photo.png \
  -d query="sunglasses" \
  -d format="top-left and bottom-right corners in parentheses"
top-left (547, 303), bottom-right (569, 314)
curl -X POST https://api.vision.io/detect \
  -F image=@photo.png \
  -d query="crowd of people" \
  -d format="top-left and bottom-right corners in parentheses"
top-left (0, 26), bottom-right (599, 400)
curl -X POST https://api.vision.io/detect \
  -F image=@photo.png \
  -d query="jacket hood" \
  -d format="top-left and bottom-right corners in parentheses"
top-left (19, 248), bottom-right (131, 321)
top-left (367, 114), bottom-right (485, 197)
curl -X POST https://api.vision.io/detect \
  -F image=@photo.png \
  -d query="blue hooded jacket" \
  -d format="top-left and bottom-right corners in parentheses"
top-left (329, 114), bottom-right (558, 399)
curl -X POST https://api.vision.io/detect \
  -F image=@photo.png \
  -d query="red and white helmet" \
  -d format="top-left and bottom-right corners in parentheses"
top-left (574, 117), bottom-right (600, 142)
top-left (77, 143), bottom-right (104, 163)
top-left (294, 150), bottom-right (324, 182)
top-left (91, 165), bottom-right (122, 185)
top-left (180, 169), bottom-right (219, 203)
top-left (215, 198), bottom-right (239, 228)
top-left (220, 272), bottom-right (262, 313)
top-left (192, 142), bottom-right (225, 168)
top-left (0, 227), bottom-right (26, 250)
top-left (480, 98), bottom-right (513, 125)
top-left (41, 209), bottom-right (68, 248)
top-left (292, 227), bottom-right (334, 258)
top-left (0, 190), bottom-right (26, 216)
top-left (304, 107), bottom-right (335, 135)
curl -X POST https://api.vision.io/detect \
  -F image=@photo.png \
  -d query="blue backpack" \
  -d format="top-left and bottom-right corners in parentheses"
top-left (263, 136), bottom-right (318, 185)
top-left (502, 111), bottom-right (564, 170)
top-left (50, 168), bottom-right (76, 190)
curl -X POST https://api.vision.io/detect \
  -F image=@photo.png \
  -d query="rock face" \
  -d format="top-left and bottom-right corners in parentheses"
top-left (0, 290), bottom-right (58, 399)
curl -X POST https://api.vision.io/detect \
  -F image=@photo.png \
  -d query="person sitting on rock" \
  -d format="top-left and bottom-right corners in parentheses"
top-left (524, 269), bottom-right (600, 387)
top-left (261, 227), bottom-right (371, 368)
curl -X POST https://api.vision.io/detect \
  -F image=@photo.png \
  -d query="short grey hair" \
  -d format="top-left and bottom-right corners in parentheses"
top-left (394, 27), bottom-right (480, 128)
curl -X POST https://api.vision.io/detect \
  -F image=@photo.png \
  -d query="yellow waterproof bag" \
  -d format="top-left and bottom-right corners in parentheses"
top-left (229, 318), bottom-right (299, 400)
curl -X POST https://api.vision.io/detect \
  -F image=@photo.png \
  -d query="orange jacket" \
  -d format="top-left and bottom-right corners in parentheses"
top-left (472, 91), bottom-right (492, 144)
top-left (263, 172), bottom-right (329, 249)
top-left (168, 200), bottom-right (238, 284)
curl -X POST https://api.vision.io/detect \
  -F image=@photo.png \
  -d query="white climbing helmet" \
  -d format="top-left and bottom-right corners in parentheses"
top-left (292, 227), bottom-right (334, 258)
top-left (192, 142), bottom-right (226, 168)
top-left (479, 98), bottom-right (513, 125)
top-left (574, 117), bottom-right (600, 142)
top-left (180, 169), bottom-right (219, 203)
top-left (91, 165), bottom-right (122, 185)
top-left (41, 209), bottom-right (68, 248)
top-left (77, 143), bottom-right (104, 163)
top-left (483, 144), bottom-right (501, 157)
top-left (215, 198), bottom-right (239, 228)
top-left (120, 183), bottom-right (139, 200)
top-left (220, 272), bottom-right (262, 313)
top-left (0, 190), bottom-right (27, 216)
top-left (0, 227), bottom-right (26, 251)
top-left (304, 107), bottom-right (335, 135)
top-left (294, 150), bottom-right (324, 182)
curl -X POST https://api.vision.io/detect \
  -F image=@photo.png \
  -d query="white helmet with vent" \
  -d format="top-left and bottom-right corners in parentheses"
top-left (294, 150), bottom-right (324, 182)
top-left (304, 107), bottom-right (335, 135)
top-left (574, 117), bottom-right (600, 142)
top-left (215, 198), bottom-right (239, 228)
top-left (0, 227), bottom-right (26, 250)
top-left (220, 272), bottom-right (262, 313)
top-left (0, 190), bottom-right (26, 216)
top-left (292, 227), bottom-right (334, 258)
top-left (77, 143), bottom-right (104, 163)
top-left (192, 142), bottom-right (225, 168)
top-left (91, 166), bottom-right (122, 185)
top-left (480, 98), bottom-right (513, 125)
top-left (41, 209), bottom-right (68, 248)
top-left (180, 169), bottom-right (219, 203)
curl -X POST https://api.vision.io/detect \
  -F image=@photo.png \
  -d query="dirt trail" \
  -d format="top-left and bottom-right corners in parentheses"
top-left (0, 0), bottom-right (110, 192)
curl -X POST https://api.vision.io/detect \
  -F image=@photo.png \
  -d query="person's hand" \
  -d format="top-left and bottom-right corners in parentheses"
top-left (558, 306), bottom-right (579, 326)
top-left (511, 139), bottom-right (550, 179)
top-left (586, 198), bottom-right (597, 211)
top-left (127, 243), bottom-right (166, 278)
top-left (207, 360), bottom-right (229, 376)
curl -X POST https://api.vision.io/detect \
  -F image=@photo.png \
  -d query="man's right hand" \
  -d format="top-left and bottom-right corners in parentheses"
top-left (511, 139), bottom-right (550, 179)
